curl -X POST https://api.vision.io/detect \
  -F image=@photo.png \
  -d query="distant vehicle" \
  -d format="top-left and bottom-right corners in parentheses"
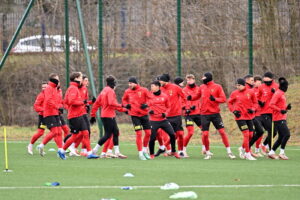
top-left (12, 35), bottom-right (95, 53)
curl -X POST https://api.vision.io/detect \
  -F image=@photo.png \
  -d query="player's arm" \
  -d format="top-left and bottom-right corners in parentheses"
top-left (214, 86), bottom-right (226, 103)
top-left (33, 93), bottom-right (44, 113)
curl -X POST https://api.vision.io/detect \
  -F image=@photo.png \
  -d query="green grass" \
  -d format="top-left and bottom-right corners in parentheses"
top-left (0, 142), bottom-right (300, 200)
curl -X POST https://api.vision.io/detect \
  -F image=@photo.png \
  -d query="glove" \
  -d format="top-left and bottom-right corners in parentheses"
top-left (247, 109), bottom-right (254, 114)
top-left (187, 95), bottom-right (192, 101)
top-left (185, 110), bottom-right (191, 115)
top-left (271, 88), bottom-right (276, 93)
top-left (90, 117), bottom-right (96, 124)
top-left (182, 106), bottom-right (186, 110)
top-left (161, 113), bottom-right (166, 118)
top-left (286, 103), bottom-right (292, 110)
top-left (125, 111), bottom-right (128, 115)
top-left (233, 110), bottom-right (241, 118)
top-left (85, 105), bottom-right (90, 113)
top-left (280, 110), bottom-right (287, 114)
top-left (59, 108), bottom-right (64, 114)
top-left (125, 104), bottom-right (131, 109)
top-left (140, 104), bottom-right (148, 109)
top-left (190, 105), bottom-right (196, 110)
top-left (92, 96), bottom-right (96, 103)
top-left (258, 101), bottom-right (265, 108)
top-left (83, 100), bottom-right (88, 104)
top-left (149, 110), bottom-right (154, 115)
top-left (209, 95), bottom-right (216, 101)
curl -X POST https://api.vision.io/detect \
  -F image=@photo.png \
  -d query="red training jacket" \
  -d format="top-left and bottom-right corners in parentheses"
top-left (122, 85), bottom-right (150, 117)
top-left (257, 81), bottom-right (279, 114)
top-left (33, 90), bottom-right (45, 116)
top-left (192, 81), bottom-right (226, 115)
top-left (269, 90), bottom-right (287, 121)
top-left (91, 86), bottom-right (126, 118)
top-left (64, 82), bottom-right (85, 119)
top-left (228, 88), bottom-right (258, 120)
top-left (253, 87), bottom-right (261, 117)
top-left (147, 92), bottom-right (170, 121)
top-left (43, 82), bottom-right (60, 117)
top-left (160, 83), bottom-right (186, 117)
top-left (182, 84), bottom-right (201, 115)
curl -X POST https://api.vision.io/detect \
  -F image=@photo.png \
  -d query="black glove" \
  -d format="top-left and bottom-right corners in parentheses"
top-left (92, 96), bottom-right (96, 103)
top-left (209, 95), bottom-right (216, 101)
top-left (125, 104), bottom-right (131, 109)
top-left (258, 101), bottom-right (265, 108)
top-left (90, 117), bottom-right (96, 124)
top-left (125, 111), bottom-right (128, 115)
top-left (247, 109), bottom-right (254, 114)
top-left (233, 110), bottom-right (241, 118)
top-left (280, 110), bottom-right (287, 114)
top-left (140, 104), bottom-right (148, 109)
top-left (185, 110), bottom-right (191, 115)
top-left (149, 110), bottom-right (154, 115)
top-left (190, 105), bottom-right (196, 110)
top-left (182, 106), bottom-right (186, 110)
top-left (271, 88), bottom-right (276, 93)
top-left (85, 105), bottom-right (90, 113)
top-left (286, 103), bottom-right (292, 110)
top-left (187, 95), bottom-right (192, 101)
top-left (83, 100), bottom-right (88, 104)
top-left (161, 113), bottom-right (166, 118)
top-left (59, 108), bottom-right (64, 114)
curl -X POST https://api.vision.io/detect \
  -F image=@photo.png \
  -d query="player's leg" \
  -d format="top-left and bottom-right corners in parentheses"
top-left (93, 117), bottom-right (114, 154)
top-left (161, 120), bottom-right (180, 159)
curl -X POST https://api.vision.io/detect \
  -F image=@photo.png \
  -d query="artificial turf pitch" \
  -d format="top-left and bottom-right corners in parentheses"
top-left (1, 142), bottom-right (300, 200)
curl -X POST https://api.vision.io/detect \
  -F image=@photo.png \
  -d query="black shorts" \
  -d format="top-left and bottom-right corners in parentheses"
top-left (69, 116), bottom-right (89, 134)
top-left (43, 115), bottom-right (62, 129)
top-left (185, 115), bottom-right (202, 127)
top-left (131, 115), bottom-right (151, 131)
top-left (201, 113), bottom-right (224, 131)
top-left (236, 120), bottom-right (254, 132)
top-left (37, 115), bottom-right (46, 130)
top-left (167, 115), bottom-right (183, 132)
top-left (59, 115), bottom-right (67, 126)
top-left (82, 114), bottom-right (91, 133)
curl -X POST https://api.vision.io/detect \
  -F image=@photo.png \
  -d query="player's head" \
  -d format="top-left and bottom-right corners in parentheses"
top-left (174, 77), bottom-right (184, 87)
top-left (128, 76), bottom-right (138, 90)
top-left (186, 74), bottom-right (196, 86)
top-left (151, 80), bottom-right (161, 93)
top-left (279, 77), bottom-right (288, 92)
top-left (236, 78), bottom-right (246, 91)
top-left (106, 75), bottom-right (117, 89)
top-left (70, 72), bottom-right (83, 85)
top-left (158, 74), bottom-right (170, 86)
top-left (202, 72), bottom-right (213, 84)
top-left (82, 74), bottom-right (89, 87)
top-left (49, 73), bottom-right (59, 86)
top-left (41, 81), bottom-right (48, 90)
top-left (263, 72), bottom-right (274, 86)
top-left (244, 74), bottom-right (254, 86)
top-left (254, 75), bottom-right (262, 88)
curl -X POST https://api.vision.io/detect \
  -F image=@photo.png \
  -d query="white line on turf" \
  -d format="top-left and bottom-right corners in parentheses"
top-left (0, 184), bottom-right (300, 190)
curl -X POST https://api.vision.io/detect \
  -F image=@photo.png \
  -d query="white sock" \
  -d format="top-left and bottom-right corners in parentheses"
top-left (166, 150), bottom-right (171, 153)
top-left (280, 149), bottom-right (285, 155)
top-left (142, 147), bottom-right (148, 153)
top-left (101, 152), bottom-right (106, 156)
top-left (87, 150), bottom-right (92, 155)
top-left (81, 148), bottom-right (87, 153)
top-left (226, 147), bottom-right (232, 154)
top-left (70, 143), bottom-right (75, 148)
top-left (206, 150), bottom-right (211, 155)
top-left (28, 143), bottom-right (33, 148)
top-left (202, 145), bottom-right (206, 151)
top-left (265, 144), bottom-right (269, 150)
top-left (114, 146), bottom-right (120, 154)
top-left (159, 145), bottom-right (165, 150)
top-left (183, 147), bottom-right (187, 152)
top-left (269, 150), bottom-right (275, 155)
top-left (59, 149), bottom-right (65, 153)
top-left (255, 148), bottom-right (260, 153)
top-left (246, 152), bottom-right (251, 157)
top-left (107, 149), bottom-right (113, 154)
top-left (138, 151), bottom-right (143, 156)
top-left (39, 144), bottom-right (44, 148)
top-left (93, 144), bottom-right (101, 152)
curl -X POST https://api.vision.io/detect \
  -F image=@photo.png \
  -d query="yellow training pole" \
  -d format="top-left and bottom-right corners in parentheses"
top-left (271, 121), bottom-right (274, 149)
top-left (3, 127), bottom-right (12, 173)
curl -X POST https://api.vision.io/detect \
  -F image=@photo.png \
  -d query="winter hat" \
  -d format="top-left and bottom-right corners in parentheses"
top-left (236, 78), bottom-right (246, 86)
top-left (264, 72), bottom-right (274, 79)
top-left (159, 74), bottom-right (170, 82)
top-left (279, 77), bottom-right (288, 92)
top-left (128, 76), bottom-right (138, 84)
top-left (174, 77), bottom-right (184, 85)
top-left (202, 72), bottom-right (213, 84)
top-left (106, 75), bottom-right (116, 88)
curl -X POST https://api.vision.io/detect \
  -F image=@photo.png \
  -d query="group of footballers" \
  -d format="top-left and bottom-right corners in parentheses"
top-left (27, 70), bottom-right (291, 161)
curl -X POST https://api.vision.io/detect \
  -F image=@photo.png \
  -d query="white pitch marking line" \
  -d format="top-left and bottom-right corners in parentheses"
top-left (0, 184), bottom-right (300, 190)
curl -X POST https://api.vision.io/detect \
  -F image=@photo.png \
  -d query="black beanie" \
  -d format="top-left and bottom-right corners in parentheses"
top-left (159, 74), bottom-right (170, 82)
top-left (236, 78), bottom-right (246, 86)
top-left (106, 75), bottom-right (116, 88)
top-left (128, 76), bottom-right (138, 84)
top-left (174, 77), bottom-right (184, 85)
top-left (203, 72), bottom-right (213, 84)
top-left (279, 77), bottom-right (288, 92)
top-left (151, 80), bottom-right (161, 87)
top-left (264, 72), bottom-right (274, 79)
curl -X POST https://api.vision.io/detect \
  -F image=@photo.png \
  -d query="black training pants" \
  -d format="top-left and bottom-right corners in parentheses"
top-left (98, 117), bottom-right (119, 146)
top-left (261, 114), bottom-right (277, 147)
top-left (272, 120), bottom-right (290, 151)
top-left (249, 116), bottom-right (265, 147)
